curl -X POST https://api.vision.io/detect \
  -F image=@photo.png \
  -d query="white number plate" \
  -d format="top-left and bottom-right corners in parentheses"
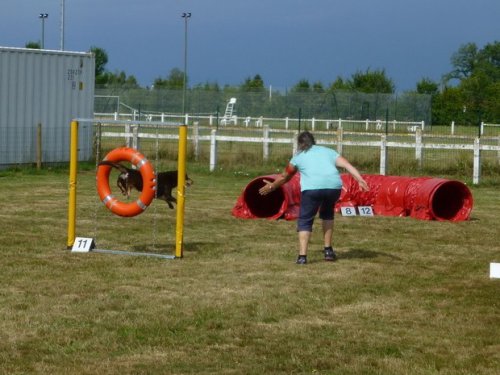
top-left (71, 237), bottom-right (95, 252)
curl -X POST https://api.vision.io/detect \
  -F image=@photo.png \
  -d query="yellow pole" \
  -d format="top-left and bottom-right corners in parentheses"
top-left (67, 120), bottom-right (78, 249)
top-left (175, 125), bottom-right (188, 258)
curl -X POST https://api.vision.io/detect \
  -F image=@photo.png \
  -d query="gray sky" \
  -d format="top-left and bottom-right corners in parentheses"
top-left (1, 0), bottom-right (499, 92)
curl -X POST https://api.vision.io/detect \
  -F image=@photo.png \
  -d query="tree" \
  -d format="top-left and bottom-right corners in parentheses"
top-left (291, 79), bottom-right (311, 93)
top-left (89, 46), bottom-right (108, 78)
top-left (432, 86), bottom-right (465, 125)
top-left (329, 76), bottom-right (349, 90)
top-left (444, 41), bottom-right (500, 123)
top-left (25, 41), bottom-right (40, 49)
top-left (312, 81), bottom-right (325, 93)
top-left (153, 68), bottom-right (185, 90)
top-left (100, 71), bottom-right (139, 87)
top-left (445, 42), bottom-right (479, 82)
top-left (241, 74), bottom-right (265, 92)
top-left (349, 68), bottom-right (395, 93)
top-left (416, 78), bottom-right (439, 96)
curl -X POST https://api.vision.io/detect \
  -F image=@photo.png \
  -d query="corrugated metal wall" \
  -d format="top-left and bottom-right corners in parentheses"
top-left (0, 47), bottom-right (95, 168)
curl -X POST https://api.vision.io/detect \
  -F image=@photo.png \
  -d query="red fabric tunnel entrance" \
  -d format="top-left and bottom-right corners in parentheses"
top-left (232, 173), bottom-right (301, 220)
top-left (232, 174), bottom-right (473, 222)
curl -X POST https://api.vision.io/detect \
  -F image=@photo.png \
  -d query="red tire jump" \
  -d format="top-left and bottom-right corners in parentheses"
top-left (96, 147), bottom-right (156, 217)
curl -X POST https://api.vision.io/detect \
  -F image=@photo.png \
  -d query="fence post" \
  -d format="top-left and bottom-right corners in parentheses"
top-left (184, 113), bottom-right (189, 125)
top-left (132, 125), bottom-right (139, 150)
top-left (312, 117), bottom-right (315, 131)
top-left (473, 137), bottom-right (481, 185)
top-left (263, 125), bottom-right (270, 161)
top-left (380, 135), bottom-right (387, 175)
top-left (292, 131), bottom-right (298, 154)
top-left (451, 121), bottom-right (455, 135)
top-left (480, 122), bottom-right (484, 136)
top-left (125, 124), bottom-right (131, 147)
top-left (36, 123), bottom-right (42, 169)
top-left (193, 121), bottom-right (199, 161)
top-left (210, 129), bottom-right (217, 172)
top-left (497, 136), bottom-right (500, 166)
top-left (421, 121), bottom-right (425, 132)
top-left (366, 119), bottom-right (370, 131)
top-left (285, 117), bottom-right (289, 130)
top-left (415, 128), bottom-right (423, 168)
top-left (114, 112), bottom-right (118, 120)
top-left (336, 127), bottom-right (343, 155)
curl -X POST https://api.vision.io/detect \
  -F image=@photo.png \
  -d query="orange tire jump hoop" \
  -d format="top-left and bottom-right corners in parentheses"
top-left (96, 147), bottom-right (156, 217)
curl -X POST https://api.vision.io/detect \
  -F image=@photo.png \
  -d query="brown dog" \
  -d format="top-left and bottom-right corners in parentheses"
top-left (98, 161), bottom-right (193, 209)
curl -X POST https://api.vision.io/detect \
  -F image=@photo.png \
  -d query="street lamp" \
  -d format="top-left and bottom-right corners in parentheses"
top-left (181, 12), bottom-right (191, 115)
top-left (60, 0), bottom-right (65, 50)
top-left (39, 13), bottom-right (49, 49)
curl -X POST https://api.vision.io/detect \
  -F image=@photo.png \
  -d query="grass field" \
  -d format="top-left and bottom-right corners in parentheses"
top-left (0, 166), bottom-right (499, 374)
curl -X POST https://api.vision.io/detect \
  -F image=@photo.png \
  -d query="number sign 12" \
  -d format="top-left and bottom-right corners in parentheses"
top-left (358, 206), bottom-right (374, 216)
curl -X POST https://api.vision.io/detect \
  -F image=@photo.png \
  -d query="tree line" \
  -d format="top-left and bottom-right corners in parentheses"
top-left (25, 40), bottom-right (500, 125)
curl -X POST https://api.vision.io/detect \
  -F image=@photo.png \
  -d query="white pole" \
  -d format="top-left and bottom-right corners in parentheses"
top-left (415, 128), bottom-right (423, 168)
top-left (193, 121), bottom-right (199, 161)
top-left (263, 125), bottom-right (269, 161)
top-left (336, 127), bottom-right (343, 155)
top-left (210, 129), bottom-right (217, 172)
top-left (473, 137), bottom-right (481, 184)
top-left (380, 135), bottom-right (387, 175)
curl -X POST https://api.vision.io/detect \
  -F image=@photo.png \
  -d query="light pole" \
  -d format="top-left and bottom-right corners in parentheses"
top-left (39, 13), bottom-right (48, 49)
top-left (181, 12), bottom-right (191, 115)
top-left (60, 0), bottom-right (65, 50)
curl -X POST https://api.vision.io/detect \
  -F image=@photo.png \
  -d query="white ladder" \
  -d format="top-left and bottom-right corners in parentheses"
top-left (221, 98), bottom-right (237, 125)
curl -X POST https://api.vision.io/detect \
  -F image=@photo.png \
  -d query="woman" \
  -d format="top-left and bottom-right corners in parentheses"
top-left (259, 131), bottom-right (369, 264)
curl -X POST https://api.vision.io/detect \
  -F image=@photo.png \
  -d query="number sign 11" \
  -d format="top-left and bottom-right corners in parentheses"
top-left (71, 237), bottom-right (95, 253)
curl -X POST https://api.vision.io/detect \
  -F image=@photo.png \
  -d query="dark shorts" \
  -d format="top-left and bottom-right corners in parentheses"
top-left (297, 189), bottom-right (342, 232)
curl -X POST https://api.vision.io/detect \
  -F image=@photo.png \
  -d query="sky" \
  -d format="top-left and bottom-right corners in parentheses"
top-left (1, 0), bottom-right (499, 92)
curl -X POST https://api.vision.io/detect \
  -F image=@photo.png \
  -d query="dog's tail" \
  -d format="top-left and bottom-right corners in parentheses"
top-left (98, 160), bottom-right (130, 173)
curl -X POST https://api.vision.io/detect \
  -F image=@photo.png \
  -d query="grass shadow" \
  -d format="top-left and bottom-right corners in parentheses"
top-left (130, 241), bottom-right (218, 254)
top-left (338, 248), bottom-right (402, 261)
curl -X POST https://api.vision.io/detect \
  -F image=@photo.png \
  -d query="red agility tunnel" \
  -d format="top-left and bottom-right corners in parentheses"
top-left (232, 174), bottom-right (473, 222)
top-left (232, 173), bottom-right (302, 220)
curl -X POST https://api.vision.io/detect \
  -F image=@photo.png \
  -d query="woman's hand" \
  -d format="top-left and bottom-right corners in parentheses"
top-left (358, 179), bottom-right (369, 192)
top-left (258, 179), bottom-right (275, 196)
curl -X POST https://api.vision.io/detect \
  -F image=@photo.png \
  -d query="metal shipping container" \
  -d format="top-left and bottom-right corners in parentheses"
top-left (0, 47), bottom-right (95, 168)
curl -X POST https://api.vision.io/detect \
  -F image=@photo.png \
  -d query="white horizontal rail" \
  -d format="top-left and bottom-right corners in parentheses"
top-left (100, 124), bottom-right (500, 185)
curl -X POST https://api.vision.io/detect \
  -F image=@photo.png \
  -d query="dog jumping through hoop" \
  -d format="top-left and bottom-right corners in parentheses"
top-left (98, 161), bottom-right (193, 209)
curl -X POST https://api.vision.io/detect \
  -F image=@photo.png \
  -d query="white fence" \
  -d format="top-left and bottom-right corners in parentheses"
top-left (94, 111), bottom-right (425, 132)
top-left (97, 121), bottom-right (500, 185)
top-left (95, 111), bottom-right (500, 136)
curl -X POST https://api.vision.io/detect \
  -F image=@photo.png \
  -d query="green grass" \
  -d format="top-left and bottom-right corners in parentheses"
top-left (0, 167), bottom-right (499, 374)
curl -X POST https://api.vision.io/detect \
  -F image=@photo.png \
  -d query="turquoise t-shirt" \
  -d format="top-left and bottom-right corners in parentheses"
top-left (290, 145), bottom-right (342, 191)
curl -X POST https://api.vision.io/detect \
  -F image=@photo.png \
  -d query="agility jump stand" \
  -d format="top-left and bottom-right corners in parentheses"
top-left (66, 119), bottom-right (188, 259)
